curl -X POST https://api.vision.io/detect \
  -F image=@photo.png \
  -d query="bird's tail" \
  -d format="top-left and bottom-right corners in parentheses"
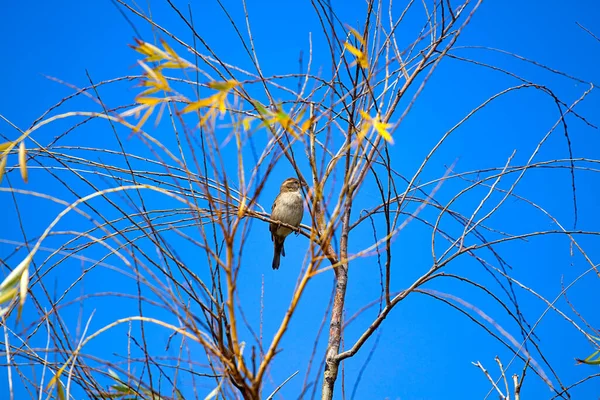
top-left (272, 238), bottom-right (286, 270)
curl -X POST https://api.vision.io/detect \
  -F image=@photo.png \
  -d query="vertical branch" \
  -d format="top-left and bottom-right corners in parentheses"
top-left (321, 93), bottom-right (355, 400)
top-left (321, 247), bottom-right (348, 400)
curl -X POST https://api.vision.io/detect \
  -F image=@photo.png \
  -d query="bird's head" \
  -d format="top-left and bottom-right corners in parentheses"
top-left (280, 177), bottom-right (308, 193)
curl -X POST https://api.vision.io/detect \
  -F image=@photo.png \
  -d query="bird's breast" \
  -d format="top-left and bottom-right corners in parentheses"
top-left (271, 192), bottom-right (304, 230)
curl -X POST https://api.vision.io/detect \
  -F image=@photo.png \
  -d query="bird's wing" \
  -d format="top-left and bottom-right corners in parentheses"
top-left (269, 193), bottom-right (280, 239)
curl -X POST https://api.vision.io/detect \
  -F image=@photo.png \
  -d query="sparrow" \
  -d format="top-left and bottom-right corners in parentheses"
top-left (269, 177), bottom-right (307, 269)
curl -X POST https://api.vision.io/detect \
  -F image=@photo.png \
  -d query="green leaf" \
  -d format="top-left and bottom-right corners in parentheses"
top-left (0, 287), bottom-right (18, 305)
top-left (0, 256), bottom-right (31, 292)
top-left (582, 349), bottom-right (600, 365)
top-left (252, 100), bottom-right (269, 116)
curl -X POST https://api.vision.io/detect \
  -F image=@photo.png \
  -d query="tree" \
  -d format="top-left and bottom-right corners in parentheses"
top-left (1, 0), bottom-right (599, 399)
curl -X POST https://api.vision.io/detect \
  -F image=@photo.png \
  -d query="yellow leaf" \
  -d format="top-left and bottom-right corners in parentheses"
top-left (358, 123), bottom-right (370, 139)
top-left (139, 61), bottom-right (160, 81)
top-left (134, 106), bottom-right (155, 133)
top-left (347, 26), bottom-right (366, 46)
top-left (131, 39), bottom-right (153, 56)
top-left (57, 381), bottom-right (65, 400)
top-left (275, 110), bottom-right (298, 138)
top-left (208, 80), bottom-right (238, 91)
top-left (238, 197), bottom-right (246, 218)
top-left (19, 141), bottom-right (28, 183)
top-left (137, 87), bottom-right (162, 98)
top-left (0, 155), bottom-right (6, 184)
top-left (360, 110), bottom-right (392, 142)
top-left (300, 118), bottom-right (312, 134)
top-left (344, 43), bottom-right (368, 68)
top-left (199, 112), bottom-right (213, 127)
top-left (357, 110), bottom-right (372, 140)
top-left (140, 80), bottom-right (158, 87)
top-left (138, 61), bottom-right (169, 91)
top-left (0, 141), bottom-right (14, 153)
top-left (372, 118), bottom-right (394, 144)
top-left (181, 97), bottom-right (215, 114)
top-left (242, 117), bottom-right (253, 131)
top-left (344, 43), bottom-right (363, 58)
top-left (133, 40), bottom-right (169, 62)
top-left (293, 108), bottom-right (307, 127)
top-left (160, 61), bottom-right (190, 69)
top-left (357, 55), bottom-right (369, 68)
top-left (46, 364), bottom-right (67, 389)
top-left (154, 101), bottom-right (166, 126)
top-left (136, 97), bottom-right (163, 106)
top-left (160, 39), bottom-right (179, 59)
top-left (216, 93), bottom-right (227, 113)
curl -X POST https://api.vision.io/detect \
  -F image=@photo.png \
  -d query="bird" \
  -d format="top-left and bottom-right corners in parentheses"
top-left (269, 177), bottom-right (307, 270)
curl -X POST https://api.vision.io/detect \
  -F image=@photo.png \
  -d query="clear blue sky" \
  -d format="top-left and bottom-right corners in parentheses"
top-left (1, 0), bottom-right (600, 399)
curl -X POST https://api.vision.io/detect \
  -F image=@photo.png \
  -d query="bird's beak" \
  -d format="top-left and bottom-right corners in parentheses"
top-left (301, 181), bottom-right (309, 188)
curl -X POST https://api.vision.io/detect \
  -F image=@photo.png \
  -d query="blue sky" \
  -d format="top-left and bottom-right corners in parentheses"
top-left (1, 0), bottom-right (600, 399)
